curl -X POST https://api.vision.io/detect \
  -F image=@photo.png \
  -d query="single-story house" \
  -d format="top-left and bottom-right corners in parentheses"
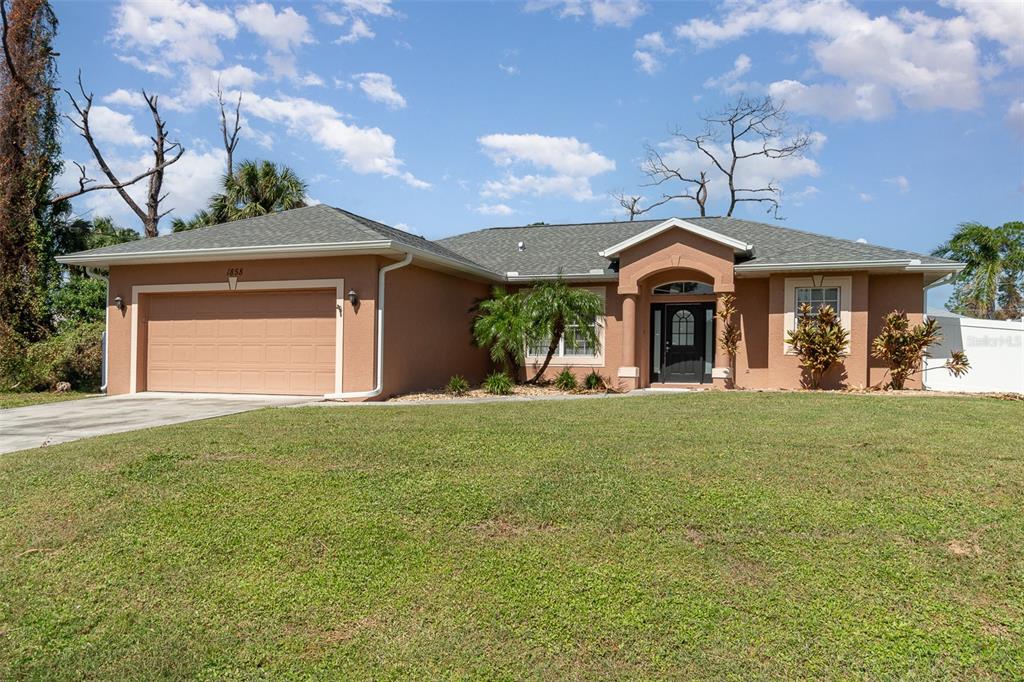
top-left (58, 204), bottom-right (963, 398)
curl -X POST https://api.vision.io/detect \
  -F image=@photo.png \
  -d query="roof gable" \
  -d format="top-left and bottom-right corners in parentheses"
top-left (597, 218), bottom-right (754, 258)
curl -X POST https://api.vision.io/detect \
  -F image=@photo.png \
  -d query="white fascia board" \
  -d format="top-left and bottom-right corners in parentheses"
top-left (735, 259), bottom-right (912, 272)
top-left (505, 272), bottom-right (619, 282)
top-left (597, 218), bottom-right (754, 258)
top-left (735, 259), bottom-right (965, 274)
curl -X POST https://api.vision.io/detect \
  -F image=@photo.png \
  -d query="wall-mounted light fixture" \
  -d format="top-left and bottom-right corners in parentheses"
top-left (347, 289), bottom-right (359, 307)
top-left (113, 296), bottom-right (125, 312)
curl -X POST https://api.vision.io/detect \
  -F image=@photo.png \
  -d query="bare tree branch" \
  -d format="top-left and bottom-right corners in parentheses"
top-left (217, 79), bottom-right (241, 178)
top-left (52, 72), bottom-right (184, 237)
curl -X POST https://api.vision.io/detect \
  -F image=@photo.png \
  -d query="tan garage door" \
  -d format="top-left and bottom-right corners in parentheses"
top-left (145, 289), bottom-right (336, 395)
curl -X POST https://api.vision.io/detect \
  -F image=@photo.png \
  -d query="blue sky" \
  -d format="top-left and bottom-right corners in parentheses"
top-left (53, 1), bottom-right (1023, 306)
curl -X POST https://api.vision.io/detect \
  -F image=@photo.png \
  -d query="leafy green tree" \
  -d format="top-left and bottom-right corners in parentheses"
top-left (1, 0), bottom-right (65, 340)
top-left (50, 215), bottom-right (137, 324)
top-left (933, 221), bottom-right (1024, 320)
top-left (524, 279), bottom-right (603, 383)
top-left (472, 287), bottom-right (532, 377)
top-left (173, 160), bottom-right (307, 232)
top-left (785, 303), bottom-right (849, 389)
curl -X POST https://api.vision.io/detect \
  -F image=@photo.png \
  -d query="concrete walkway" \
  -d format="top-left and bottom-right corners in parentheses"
top-left (0, 392), bottom-right (309, 455)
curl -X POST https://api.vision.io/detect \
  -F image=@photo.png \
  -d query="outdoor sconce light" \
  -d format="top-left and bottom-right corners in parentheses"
top-left (347, 289), bottom-right (359, 306)
top-left (113, 296), bottom-right (125, 312)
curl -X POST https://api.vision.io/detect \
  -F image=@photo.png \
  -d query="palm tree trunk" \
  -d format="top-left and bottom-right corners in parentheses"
top-left (529, 322), bottom-right (564, 384)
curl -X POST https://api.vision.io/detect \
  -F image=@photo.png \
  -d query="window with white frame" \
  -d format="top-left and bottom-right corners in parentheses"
top-left (795, 286), bottom-right (840, 321)
top-left (529, 319), bottom-right (600, 357)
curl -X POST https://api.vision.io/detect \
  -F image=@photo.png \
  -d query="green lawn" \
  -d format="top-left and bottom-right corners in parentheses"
top-left (0, 391), bottom-right (98, 409)
top-left (1, 393), bottom-right (1021, 679)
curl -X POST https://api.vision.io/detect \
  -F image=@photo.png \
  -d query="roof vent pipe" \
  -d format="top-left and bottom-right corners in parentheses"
top-left (331, 252), bottom-right (413, 401)
top-left (517, 241), bottom-right (525, 252)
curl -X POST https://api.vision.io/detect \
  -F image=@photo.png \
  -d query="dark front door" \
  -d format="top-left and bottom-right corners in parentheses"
top-left (651, 303), bottom-right (713, 384)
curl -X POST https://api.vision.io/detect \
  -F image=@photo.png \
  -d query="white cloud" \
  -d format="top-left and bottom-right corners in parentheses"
top-left (393, 222), bottom-right (410, 231)
top-left (525, 0), bottom-right (646, 27)
top-left (473, 203), bottom-right (515, 216)
top-left (235, 3), bottom-right (313, 52)
top-left (885, 175), bottom-right (910, 193)
top-left (88, 106), bottom-right (150, 147)
top-left (354, 72), bottom-right (407, 109)
top-left (499, 63), bottom-right (520, 75)
top-left (1007, 99), bottom-right (1024, 139)
top-left (704, 53), bottom-right (752, 92)
top-left (101, 89), bottom-right (143, 108)
top-left (337, 17), bottom-right (375, 43)
top-left (674, 0), bottom-right (1019, 120)
top-left (115, 54), bottom-right (173, 78)
top-left (767, 80), bottom-right (893, 120)
top-left (244, 92), bottom-right (428, 188)
top-left (478, 133), bottom-right (615, 201)
top-left (787, 185), bottom-right (820, 205)
top-left (859, 192), bottom-right (873, 203)
top-left (633, 31), bottom-right (674, 74)
top-left (589, 0), bottom-right (646, 27)
top-left (325, 0), bottom-right (395, 44)
top-left (112, 0), bottom-right (237, 67)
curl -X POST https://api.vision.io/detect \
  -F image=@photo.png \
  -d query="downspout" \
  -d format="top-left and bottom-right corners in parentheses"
top-left (85, 267), bottom-right (110, 393)
top-left (333, 252), bottom-right (413, 400)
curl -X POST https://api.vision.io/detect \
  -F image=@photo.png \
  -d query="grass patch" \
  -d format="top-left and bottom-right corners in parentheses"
top-left (0, 392), bottom-right (1021, 678)
top-left (0, 391), bottom-right (98, 410)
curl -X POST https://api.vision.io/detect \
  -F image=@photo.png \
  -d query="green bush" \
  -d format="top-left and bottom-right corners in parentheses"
top-left (50, 277), bottom-right (107, 330)
top-left (2, 322), bottom-right (104, 392)
top-left (445, 374), bottom-right (470, 396)
top-left (482, 371), bottom-right (514, 395)
top-left (584, 370), bottom-right (605, 390)
top-left (554, 368), bottom-right (578, 391)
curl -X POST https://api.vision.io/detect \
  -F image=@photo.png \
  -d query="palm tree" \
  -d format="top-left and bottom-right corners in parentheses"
top-left (170, 209), bottom-right (216, 233)
top-left (933, 222), bottom-right (1024, 319)
top-left (213, 159), bottom-right (307, 221)
top-left (472, 287), bottom-right (532, 378)
top-left (170, 160), bottom-right (308, 232)
top-left (524, 279), bottom-right (604, 383)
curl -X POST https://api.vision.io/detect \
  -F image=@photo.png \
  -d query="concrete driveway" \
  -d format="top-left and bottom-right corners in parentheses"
top-left (0, 392), bottom-right (312, 455)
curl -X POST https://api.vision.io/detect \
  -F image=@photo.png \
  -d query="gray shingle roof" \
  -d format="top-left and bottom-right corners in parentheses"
top-left (437, 216), bottom-right (957, 276)
top-left (60, 204), bottom-right (487, 272)
top-left (60, 205), bottom-right (958, 277)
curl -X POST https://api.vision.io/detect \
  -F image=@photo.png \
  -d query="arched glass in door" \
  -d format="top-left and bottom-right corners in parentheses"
top-left (671, 309), bottom-right (694, 346)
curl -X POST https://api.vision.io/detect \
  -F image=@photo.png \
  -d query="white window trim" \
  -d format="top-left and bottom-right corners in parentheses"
top-left (783, 276), bottom-right (852, 355)
top-left (525, 286), bottom-right (606, 367)
top-left (129, 278), bottom-right (345, 396)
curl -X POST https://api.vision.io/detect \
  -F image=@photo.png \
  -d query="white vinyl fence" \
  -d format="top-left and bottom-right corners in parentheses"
top-left (924, 315), bottom-right (1024, 393)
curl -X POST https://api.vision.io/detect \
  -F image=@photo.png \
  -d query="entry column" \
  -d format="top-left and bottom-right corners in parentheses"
top-left (618, 293), bottom-right (639, 391)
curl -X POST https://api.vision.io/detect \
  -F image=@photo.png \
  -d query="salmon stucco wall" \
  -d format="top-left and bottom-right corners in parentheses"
top-left (382, 264), bottom-right (491, 397)
top-left (731, 271), bottom-right (924, 390)
top-left (106, 255), bottom-right (383, 396)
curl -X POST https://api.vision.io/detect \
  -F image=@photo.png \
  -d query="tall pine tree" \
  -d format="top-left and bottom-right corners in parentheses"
top-left (1, 0), bottom-right (66, 340)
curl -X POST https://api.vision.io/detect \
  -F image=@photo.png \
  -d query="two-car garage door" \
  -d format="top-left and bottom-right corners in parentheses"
top-left (145, 289), bottom-right (336, 396)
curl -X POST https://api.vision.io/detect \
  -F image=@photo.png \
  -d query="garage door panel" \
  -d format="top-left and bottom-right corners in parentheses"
top-left (146, 289), bottom-right (336, 396)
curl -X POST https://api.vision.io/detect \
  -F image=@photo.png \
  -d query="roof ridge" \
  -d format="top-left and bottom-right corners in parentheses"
top-left (705, 215), bottom-right (956, 263)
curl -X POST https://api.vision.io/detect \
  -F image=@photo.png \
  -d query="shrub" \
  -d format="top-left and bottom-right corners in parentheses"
top-left (785, 304), bottom-right (849, 389)
top-left (554, 368), bottom-right (578, 391)
top-left (482, 371), bottom-right (514, 395)
top-left (50, 277), bottom-right (107, 330)
top-left (0, 322), bottom-right (30, 391)
top-left (716, 293), bottom-right (741, 388)
top-left (871, 311), bottom-right (970, 389)
top-left (4, 322), bottom-right (104, 392)
top-left (584, 370), bottom-right (605, 391)
top-left (445, 374), bottom-right (470, 396)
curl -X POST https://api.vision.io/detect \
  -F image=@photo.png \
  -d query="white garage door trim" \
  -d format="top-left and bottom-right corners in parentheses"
top-left (130, 278), bottom-right (345, 396)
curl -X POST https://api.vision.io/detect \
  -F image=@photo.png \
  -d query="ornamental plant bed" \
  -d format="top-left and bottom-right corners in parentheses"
top-left (388, 381), bottom-right (613, 402)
